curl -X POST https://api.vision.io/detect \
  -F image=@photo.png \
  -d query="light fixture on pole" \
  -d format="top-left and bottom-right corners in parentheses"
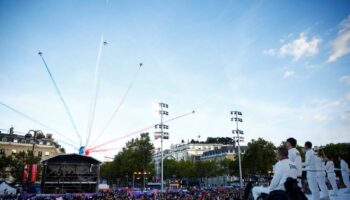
top-left (25, 129), bottom-right (42, 193)
top-left (230, 111), bottom-right (244, 189)
top-left (155, 102), bottom-right (169, 193)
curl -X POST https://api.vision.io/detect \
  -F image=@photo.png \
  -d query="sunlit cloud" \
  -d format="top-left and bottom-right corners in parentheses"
top-left (313, 114), bottom-right (329, 121)
top-left (283, 69), bottom-right (295, 78)
top-left (279, 32), bottom-right (321, 60)
top-left (328, 15), bottom-right (350, 62)
top-left (340, 75), bottom-right (350, 85)
top-left (263, 32), bottom-right (321, 61)
top-left (340, 110), bottom-right (350, 121)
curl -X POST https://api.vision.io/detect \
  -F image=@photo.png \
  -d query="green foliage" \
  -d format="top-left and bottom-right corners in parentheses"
top-left (220, 158), bottom-right (237, 176)
top-left (189, 137), bottom-right (235, 145)
top-left (0, 150), bottom-right (41, 184)
top-left (242, 138), bottom-right (276, 175)
top-left (163, 159), bottom-right (220, 179)
top-left (206, 137), bottom-right (234, 145)
top-left (99, 133), bottom-right (155, 185)
top-left (323, 143), bottom-right (350, 166)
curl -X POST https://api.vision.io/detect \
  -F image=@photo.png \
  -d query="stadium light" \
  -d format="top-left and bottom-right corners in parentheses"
top-left (154, 102), bottom-right (169, 193)
top-left (230, 110), bottom-right (244, 189)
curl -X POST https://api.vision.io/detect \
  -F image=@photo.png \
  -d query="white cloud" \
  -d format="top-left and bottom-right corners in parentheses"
top-left (279, 32), bottom-right (321, 60)
top-left (328, 15), bottom-right (350, 62)
top-left (313, 114), bottom-right (329, 121)
top-left (283, 70), bottom-right (295, 78)
top-left (310, 99), bottom-right (340, 107)
top-left (262, 48), bottom-right (276, 56)
top-left (340, 75), bottom-right (350, 85)
top-left (345, 92), bottom-right (350, 101)
top-left (263, 32), bottom-right (321, 60)
top-left (340, 110), bottom-right (350, 121)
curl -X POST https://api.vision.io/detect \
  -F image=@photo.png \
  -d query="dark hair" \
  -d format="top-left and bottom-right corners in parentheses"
top-left (286, 138), bottom-right (297, 147)
top-left (317, 149), bottom-right (325, 157)
top-left (277, 147), bottom-right (289, 158)
top-left (305, 141), bottom-right (312, 149)
top-left (327, 154), bottom-right (333, 160)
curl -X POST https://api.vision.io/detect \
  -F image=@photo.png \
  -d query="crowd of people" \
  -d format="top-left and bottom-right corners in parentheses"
top-left (2, 187), bottom-right (245, 200)
top-left (1, 138), bottom-right (350, 200)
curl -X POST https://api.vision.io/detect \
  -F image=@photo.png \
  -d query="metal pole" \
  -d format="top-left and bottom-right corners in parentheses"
top-left (235, 113), bottom-right (243, 189)
top-left (160, 105), bottom-right (164, 193)
top-left (143, 171), bottom-right (145, 191)
top-left (27, 133), bottom-right (36, 193)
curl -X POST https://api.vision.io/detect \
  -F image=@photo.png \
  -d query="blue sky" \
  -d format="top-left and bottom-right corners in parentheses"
top-left (0, 0), bottom-right (349, 160)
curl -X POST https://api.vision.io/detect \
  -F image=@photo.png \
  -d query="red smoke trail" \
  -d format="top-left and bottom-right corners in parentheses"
top-left (88, 110), bottom-right (195, 151)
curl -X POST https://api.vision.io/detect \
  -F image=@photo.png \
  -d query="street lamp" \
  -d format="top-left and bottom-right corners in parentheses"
top-left (154, 102), bottom-right (169, 193)
top-left (230, 111), bottom-right (244, 189)
top-left (25, 129), bottom-right (42, 193)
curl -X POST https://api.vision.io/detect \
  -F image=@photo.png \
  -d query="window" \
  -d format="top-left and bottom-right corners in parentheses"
top-left (45, 152), bottom-right (50, 156)
top-left (0, 149), bottom-right (4, 155)
top-left (12, 149), bottom-right (16, 155)
top-left (38, 151), bottom-right (42, 157)
top-left (2, 138), bottom-right (7, 142)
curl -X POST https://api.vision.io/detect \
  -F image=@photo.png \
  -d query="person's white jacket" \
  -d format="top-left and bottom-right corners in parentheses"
top-left (341, 159), bottom-right (350, 173)
top-left (325, 160), bottom-right (338, 195)
top-left (340, 159), bottom-right (350, 190)
top-left (252, 158), bottom-right (297, 200)
top-left (288, 147), bottom-right (302, 177)
top-left (315, 156), bottom-right (329, 198)
top-left (303, 149), bottom-right (320, 200)
top-left (304, 149), bottom-right (317, 171)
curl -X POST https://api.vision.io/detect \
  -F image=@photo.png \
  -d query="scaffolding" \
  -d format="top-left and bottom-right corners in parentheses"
top-left (41, 154), bottom-right (101, 193)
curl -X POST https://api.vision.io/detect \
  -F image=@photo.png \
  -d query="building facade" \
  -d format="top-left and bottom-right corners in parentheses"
top-left (152, 143), bottom-right (246, 178)
top-left (0, 128), bottom-right (64, 159)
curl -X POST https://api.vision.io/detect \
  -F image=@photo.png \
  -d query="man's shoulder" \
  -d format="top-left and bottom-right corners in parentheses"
top-left (279, 159), bottom-right (294, 166)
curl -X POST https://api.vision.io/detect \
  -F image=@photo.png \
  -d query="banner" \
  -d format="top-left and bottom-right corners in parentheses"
top-left (31, 164), bottom-right (37, 182)
top-left (23, 164), bottom-right (37, 182)
top-left (23, 165), bottom-right (29, 182)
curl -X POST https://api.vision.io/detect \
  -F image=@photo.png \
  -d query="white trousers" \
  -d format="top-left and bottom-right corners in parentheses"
top-left (317, 172), bottom-right (329, 198)
top-left (342, 171), bottom-right (350, 189)
top-left (307, 172), bottom-right (320, 200)
top-left (327, 172), bottom-right (338, 194)
top-left (252, 186), bottom-right (270, 200)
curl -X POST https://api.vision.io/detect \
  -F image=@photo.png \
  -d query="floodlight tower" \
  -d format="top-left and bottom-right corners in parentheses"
top-left (155, 102), bottom-right (169, 193)
top-left (230, 111), bottom-right (244, 189)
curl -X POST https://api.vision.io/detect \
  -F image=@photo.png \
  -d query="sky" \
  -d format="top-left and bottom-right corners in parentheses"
top-left (0, 0), bottom-right (349, 161)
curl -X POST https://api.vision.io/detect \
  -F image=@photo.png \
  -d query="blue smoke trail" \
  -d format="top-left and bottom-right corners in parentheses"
top-left (38, 53), bottom-right (82, 146)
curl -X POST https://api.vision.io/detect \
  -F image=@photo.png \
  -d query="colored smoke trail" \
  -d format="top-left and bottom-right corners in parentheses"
top-left (39, 53), bottom-right (82, 146)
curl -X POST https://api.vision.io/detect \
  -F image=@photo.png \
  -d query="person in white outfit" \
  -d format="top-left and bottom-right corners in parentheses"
top-left (286, 137), bottom-right (302, 187)
top-left (252, 147), bottom-right (297, 200)
top-left (303, 141), bottom-right (320, 200)
top-left (315, 149), bottom-right (329, 200)
top-left (339, 156), bottom-right (350, 193)
top-left (323, 154), bottom-right (338, 196)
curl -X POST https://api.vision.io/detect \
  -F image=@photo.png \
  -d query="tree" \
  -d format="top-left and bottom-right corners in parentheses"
top-left (206, 137), bottom-right (234, 145)
top-left (323, 143), bottom-right (350, 166)
top-left (163, 159), bottom-right (179, 179)
top-left (100, 161), bottom-right (114, 185)
top-left (242, 138), bottom-right (276, 175)
top-left (220, 158), bottom-right (236, 176)
top-left (100, 133), bottom-right (155, 186)
top-left (0, 150), bottom-right (41, 184)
